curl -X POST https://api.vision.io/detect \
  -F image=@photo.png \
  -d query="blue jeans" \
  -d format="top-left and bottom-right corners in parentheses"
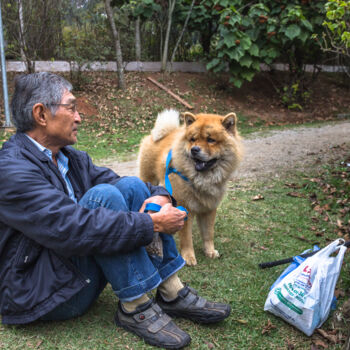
top-left (41, 176), bottom-right (185, 321)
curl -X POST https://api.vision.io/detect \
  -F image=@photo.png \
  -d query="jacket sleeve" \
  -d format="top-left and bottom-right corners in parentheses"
top-left (0, 155), bottom-right (154, 257)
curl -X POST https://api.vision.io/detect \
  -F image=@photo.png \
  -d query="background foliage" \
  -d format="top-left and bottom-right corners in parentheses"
top-left (1, 0), bottom-right (349, 105)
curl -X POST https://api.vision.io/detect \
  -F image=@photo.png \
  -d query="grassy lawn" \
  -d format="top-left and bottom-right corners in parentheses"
top-left (0, 159), bottom-right (349, 349)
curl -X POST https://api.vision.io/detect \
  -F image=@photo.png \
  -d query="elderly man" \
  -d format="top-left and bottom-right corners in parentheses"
top-left (0, 72), bottom-right (230, 349)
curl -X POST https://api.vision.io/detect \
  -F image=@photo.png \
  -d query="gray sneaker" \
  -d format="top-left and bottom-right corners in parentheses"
top-left (115, 299), bottom-right (191, 349)
top-left (156, 286), bottom-right (231, 324)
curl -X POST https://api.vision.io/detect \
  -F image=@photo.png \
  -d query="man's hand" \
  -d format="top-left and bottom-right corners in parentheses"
top-left (139, 195), bottom-right (172, 214)
top-left (149, 203), bottom-right (186, 234)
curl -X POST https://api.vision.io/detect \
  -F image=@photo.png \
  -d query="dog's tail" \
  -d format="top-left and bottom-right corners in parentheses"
top-left (151, 109), bottom-right (180, 142)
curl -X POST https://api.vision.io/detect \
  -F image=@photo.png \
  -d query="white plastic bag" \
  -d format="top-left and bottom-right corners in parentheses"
top-left (264, 239), bottom-right (347, 336)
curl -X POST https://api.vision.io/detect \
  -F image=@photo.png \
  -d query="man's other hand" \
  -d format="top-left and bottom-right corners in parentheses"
top-left (139, 195), bottom-right (172, 214)
top-left (149, 203), bottom-right (186, 234)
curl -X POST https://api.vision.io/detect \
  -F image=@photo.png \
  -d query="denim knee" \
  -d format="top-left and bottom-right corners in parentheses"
top-left (79, 183), bottom-right (127, 211)
top-left (115, 176), bottom-right (151, 211)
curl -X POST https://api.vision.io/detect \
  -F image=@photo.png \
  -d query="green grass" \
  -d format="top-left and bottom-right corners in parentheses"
top-left (1, 161), bottom-right (349, 349)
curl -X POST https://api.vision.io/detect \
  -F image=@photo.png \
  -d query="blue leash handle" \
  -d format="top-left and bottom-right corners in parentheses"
top-left (144, 202), bottom-right (188, 220)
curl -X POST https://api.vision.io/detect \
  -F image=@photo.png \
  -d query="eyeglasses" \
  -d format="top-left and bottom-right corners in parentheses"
top-left (48, 103), bottom-right (78, 113)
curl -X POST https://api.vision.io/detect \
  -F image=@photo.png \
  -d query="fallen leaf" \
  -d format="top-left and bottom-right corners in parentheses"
top-left (252, 194), bottom-right (264, 201)
top-left (285, 183), bottom-right (301, 189)
top-left (334, 289), bottom-right (345, 299)
top-left (262, 319), bottom-right (276, 335)
top-left (313, 205), bottom-right (323, 213)
top-left (294, 235), bottom-right (314, 243)
top-left (315, 231), bottom-right (324, 237)
top-left (317, 329), bottom-right (338, 343)
top-left (312, 339), bottom-right (328, 348)
top-left (322, 204), bottom-right (331, 211)
top-left (236, 319), bottom-right (248, 324)
top-left (204, 340), bottom-right (214, 349)
top-left (287, 192), bottom-right (304, 198)
top-left (286, 337), bottom-right (295, 349)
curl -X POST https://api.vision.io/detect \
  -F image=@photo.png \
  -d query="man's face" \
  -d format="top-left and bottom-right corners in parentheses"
top-left (46, 90), bottom-right (81, 148)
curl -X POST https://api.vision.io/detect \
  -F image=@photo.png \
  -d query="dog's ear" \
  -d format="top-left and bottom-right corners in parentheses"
top-left (184, 112), bottom-right (197, 127)
top-left (222, 113), bottom-right (237, 135)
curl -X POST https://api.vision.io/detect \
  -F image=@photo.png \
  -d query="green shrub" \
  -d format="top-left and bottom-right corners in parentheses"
top-left (201, 0), bottom-right (327, 108)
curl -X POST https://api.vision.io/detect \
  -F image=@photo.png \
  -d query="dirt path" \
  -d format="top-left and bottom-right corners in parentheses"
top-left (99, 121), bottom-right (350, 180)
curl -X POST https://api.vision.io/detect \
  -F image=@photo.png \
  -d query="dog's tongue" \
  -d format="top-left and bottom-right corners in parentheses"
top-left (195, 162), bottom-right (206, 171)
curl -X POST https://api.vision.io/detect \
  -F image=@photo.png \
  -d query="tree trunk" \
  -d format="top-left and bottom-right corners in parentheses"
top-left (18, 0), bottom-right (35, 72)
top-left (201, 21), bottom-right (212, 55)
top-left (169, 0), bottom-right (195, 69)
top-left (104, 0), bottom-right (125, 90)
top-left (161, 0), bottom-right (176, 72)
top-left (135, 16), bottom-right (141, 61)
top-left (18, 0), bottom-right (26, 61)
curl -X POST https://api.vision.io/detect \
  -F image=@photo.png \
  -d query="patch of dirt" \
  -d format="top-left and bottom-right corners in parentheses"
top-left (76, 95), bottom-right (98, 117)
top-left (144, 71), bottom-right (350, 125)
top-left (2, 71), bottom-right (349, 129)
top-left (234, 122), bottom-right (350, 181)
top-left (99, 121), bottom-right (350, 181)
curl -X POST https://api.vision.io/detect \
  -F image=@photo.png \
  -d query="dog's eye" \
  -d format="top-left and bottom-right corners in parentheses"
top-left (190, 137), bottom-right (196, 142)
top-left (207, 137), bottom-right (216, 143)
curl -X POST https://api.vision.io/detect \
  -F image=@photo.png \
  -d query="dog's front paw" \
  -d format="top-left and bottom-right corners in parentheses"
top-left (204, 249), bottom-right (220, 259)
top-left (182, 251), bottom-right (197, 266)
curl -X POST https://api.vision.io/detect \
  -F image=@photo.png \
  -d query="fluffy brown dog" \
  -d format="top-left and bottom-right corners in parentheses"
top-left (138, 109), bottom-right (243, 266)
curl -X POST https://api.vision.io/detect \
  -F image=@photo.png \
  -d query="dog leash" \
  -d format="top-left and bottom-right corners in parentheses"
top-left (164, 149), bottom-right (189, 196)
top-left (144, 203), bottom-right (188, 220)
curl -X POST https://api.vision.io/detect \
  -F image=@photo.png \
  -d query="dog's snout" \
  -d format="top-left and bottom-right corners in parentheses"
top-left (191, 146), bottom-right (201, 155)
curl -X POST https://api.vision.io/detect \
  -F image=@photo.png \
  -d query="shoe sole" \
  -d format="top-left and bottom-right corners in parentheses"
top-left (115, 313), bottom-right (191, 349)
top-left (161, 306), bottom-right (231, 324)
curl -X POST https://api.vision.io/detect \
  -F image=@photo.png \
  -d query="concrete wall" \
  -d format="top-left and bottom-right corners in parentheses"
top-left (4, 61), bottom-right (348, 74)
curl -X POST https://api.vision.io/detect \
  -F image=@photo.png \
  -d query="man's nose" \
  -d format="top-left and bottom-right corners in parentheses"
top-left (74, 110), bottom-right (82, 123)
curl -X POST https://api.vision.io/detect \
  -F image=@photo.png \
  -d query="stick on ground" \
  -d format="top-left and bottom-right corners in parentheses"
top-left (147, 77), bottom-right (193, 110)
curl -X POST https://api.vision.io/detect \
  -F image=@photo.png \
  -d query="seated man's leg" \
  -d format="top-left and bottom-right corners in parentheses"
top-left (41, 180), bottom-right (161, 320)
top-left (40, 255), bottom-right (107, 321)
top-left (43, 178), bottom-right (190, 348)
top-left (113, 178), bottom-right (231, 325)
top-left (112, 176), bottom-right (186, 298)
top-left (79, 179), bottom-right (166, 303)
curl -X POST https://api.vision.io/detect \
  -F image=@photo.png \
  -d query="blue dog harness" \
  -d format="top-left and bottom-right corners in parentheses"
top-left (144, 149), bottom-right (189, 220)
top-left (164, 149), bottom-right (189, 196)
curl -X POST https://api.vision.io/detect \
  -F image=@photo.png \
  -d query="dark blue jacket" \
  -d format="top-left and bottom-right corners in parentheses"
top-left (0, 133), bottom-right (170, 324)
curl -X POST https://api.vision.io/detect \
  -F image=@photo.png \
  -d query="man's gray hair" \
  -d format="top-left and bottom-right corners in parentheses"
top-left (11, 72), bottom-right (73, 132)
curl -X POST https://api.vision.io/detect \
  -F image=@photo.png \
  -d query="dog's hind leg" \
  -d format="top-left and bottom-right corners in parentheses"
top-left (178, 214), bottom-right (197, 266)
top-left (196, 209), bottom-right (220, 259)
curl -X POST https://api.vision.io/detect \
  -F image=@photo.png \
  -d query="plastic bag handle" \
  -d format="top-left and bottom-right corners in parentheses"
top-left (315, 238), bottom-right (345, 258)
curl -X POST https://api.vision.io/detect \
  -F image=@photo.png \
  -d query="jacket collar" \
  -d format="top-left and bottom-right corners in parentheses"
top-left (12, 132), bottom-right (73, 162)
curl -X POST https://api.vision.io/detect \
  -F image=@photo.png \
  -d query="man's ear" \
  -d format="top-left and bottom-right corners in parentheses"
top-left (32, 103), bottom-right (49, 127)
top-left (183, 112), bottom-right (196, 127)
top-left (222, 112), bottom-right (237, 135)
